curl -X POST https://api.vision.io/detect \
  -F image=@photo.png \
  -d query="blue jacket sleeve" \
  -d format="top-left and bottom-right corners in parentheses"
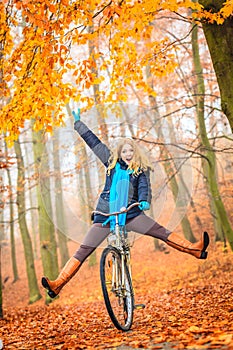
top-left (74, 120), bottom-right (111, 167)
top-left (137, 170), bottom-right (152, 203)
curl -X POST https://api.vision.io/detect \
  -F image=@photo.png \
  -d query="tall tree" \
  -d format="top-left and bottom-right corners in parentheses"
top-left (191, 21), bottom-right (233, 249)
top-left (145, 65), bottom-right (196, 242)
top-left (14, 139), bottom-right (42, 303)
top-left (53, 129), bottom-right (69, 268)
top-left (80, 144), bottom-right (97, 266)
top-left (32, 127), bottom-right (59, 303)
top-left (24, 138), bottom-right (39, 259)
top-left (4, 141), bottom-right (18, 281)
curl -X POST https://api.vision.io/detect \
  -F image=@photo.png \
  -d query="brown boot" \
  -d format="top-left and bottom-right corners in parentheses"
top-left (41, 257), bottom-right (81, 298)
top-left (167, 231), bottom-right (209, 259)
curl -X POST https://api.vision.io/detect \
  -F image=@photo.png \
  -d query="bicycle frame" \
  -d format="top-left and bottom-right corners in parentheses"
top-left (94, 202), bottom-right (139, 276)
top-left (108, 225), bottom-right (131, 285)
top-left (93, 202), bottom-right (140, 331)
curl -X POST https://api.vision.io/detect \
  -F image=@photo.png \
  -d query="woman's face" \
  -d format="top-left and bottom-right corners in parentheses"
top-left (120, 143), bottom-right (134, 165)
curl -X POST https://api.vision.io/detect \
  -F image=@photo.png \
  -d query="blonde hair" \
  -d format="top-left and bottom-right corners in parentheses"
top-left (107, 138), bottom-right (153, 176)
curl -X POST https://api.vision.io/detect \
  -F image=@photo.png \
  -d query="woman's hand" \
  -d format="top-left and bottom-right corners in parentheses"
top-left (139, 201), bottom-right (150, 211)
top-left (72, 108), bottom-right (81, 121)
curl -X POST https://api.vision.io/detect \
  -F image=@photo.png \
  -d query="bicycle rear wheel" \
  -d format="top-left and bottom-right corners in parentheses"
top-left (100, 246), bottom-right (134, 331)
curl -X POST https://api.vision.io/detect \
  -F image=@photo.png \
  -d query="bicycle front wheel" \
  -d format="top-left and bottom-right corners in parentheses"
top-left (100, 246), bottom-right (134, 331)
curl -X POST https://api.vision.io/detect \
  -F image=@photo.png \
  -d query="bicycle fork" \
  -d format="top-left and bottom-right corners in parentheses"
top-left (111, 254), bottom-right (126, 296)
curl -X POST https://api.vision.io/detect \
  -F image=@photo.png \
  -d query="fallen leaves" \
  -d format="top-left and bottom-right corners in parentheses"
top-left (1, 242), bottom-right (233, 349)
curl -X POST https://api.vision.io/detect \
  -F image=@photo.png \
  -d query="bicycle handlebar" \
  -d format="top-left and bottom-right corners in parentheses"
top-left (92, 202), bottom-right (140, 217)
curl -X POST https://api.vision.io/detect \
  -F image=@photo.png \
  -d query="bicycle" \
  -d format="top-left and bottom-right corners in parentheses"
top-left (92, 202), bottom-right (144, 331)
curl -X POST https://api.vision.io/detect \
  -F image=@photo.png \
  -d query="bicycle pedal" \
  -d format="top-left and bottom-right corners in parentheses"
top-left (134, 304), bottom-right (146, 310)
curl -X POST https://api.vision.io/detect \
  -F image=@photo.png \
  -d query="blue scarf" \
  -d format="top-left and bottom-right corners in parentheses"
top-left (103, 162), bottom-right (131, 230)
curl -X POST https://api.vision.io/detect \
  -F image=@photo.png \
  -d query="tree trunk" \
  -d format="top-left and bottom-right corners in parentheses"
top-left (32, 127), bottom-right (59, 303)
top-left (192, 21), bottom-right (233, 249)
top-left (24, 140), bottom-right (39, 260)
top-left (199, 0), bottom-right (233, 132)
top-left (161, 144), bottom-right (196, 242)
top-left (53, 129), bottom-right (70, 268)
top-left (14, 140), bottom-right (42, 303)
top-left (166, 116), bottom-right (203, 232)
top-left (28, 183), bottom-right (38, 259)
top-left (87, 29), bottom-right (110, 265)
top-left (145, 65), bottom-right (196, 242)
top-left (4, 141), bottom-right (19, 282)
top-left (0, 242), bottom-right (2, 318)
top-left (83, 145), bottom-right (97, 266)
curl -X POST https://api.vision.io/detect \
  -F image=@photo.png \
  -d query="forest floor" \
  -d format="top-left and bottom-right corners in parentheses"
top-left (1, 235), bottom-right (233, 350)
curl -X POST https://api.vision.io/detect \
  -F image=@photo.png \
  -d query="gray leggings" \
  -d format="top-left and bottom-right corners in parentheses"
top-left (74, 214), bottom-right (171, 263)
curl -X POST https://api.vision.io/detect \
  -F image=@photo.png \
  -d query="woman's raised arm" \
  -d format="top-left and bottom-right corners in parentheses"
top-left (73, 109), bottom-right (111, 166)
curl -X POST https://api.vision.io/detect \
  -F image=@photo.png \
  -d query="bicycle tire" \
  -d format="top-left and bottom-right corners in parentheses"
top-left (100, 246), bottom-right (134, 331)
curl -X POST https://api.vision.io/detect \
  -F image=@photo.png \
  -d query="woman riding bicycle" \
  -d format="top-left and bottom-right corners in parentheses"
top-left (42, 109), bottom-right (209, 298)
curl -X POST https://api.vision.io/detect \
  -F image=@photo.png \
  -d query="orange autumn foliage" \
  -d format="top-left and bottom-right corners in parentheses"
top-left (0, 0), bottom-right (233, 144)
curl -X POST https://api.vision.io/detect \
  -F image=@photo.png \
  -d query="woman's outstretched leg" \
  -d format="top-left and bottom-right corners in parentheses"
top-left (166, 231), bottom-right (209, 259)
top-left (41, 223), bottom-right (110, 298)
top-left (41, 257), bottom-right (82, 298)
top-left (126, 214), bottom-right (209, 259)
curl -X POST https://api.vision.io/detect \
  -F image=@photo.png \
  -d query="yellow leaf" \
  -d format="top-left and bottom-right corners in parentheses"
top-left (49, 4), bottom-right (56, 13)
top-left (188, 326), bottom-right (201, 333)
